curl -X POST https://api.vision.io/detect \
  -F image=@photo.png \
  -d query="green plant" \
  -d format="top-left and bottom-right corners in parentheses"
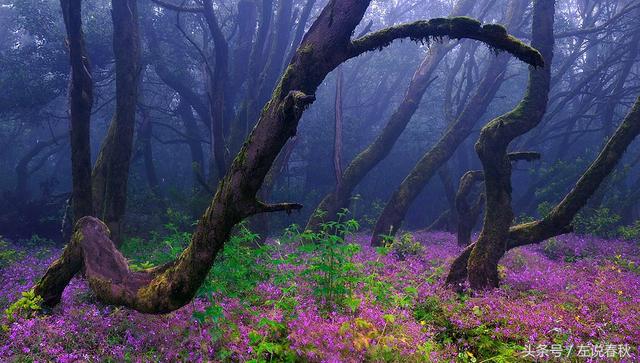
top-left (247, 318), bottom-right (296, 362)
top-left (618, 220), bottom-right (640, 241)
top-left (573, 207), bottom-right (621, 238)
top-left (384, 232), bottom-right (424, 260)
top-left (120, 215), bottom-right (193, 268)
top-left (0, 238), bottom-right (24, 268)
top-left (200, 221), bottom-right (268, 298)
top-left (414, 296), bottom-right (524, 362)
top-left (295, 209), bottom-right (362, 312)
top-left (4, 289), bottom-right (43, 322)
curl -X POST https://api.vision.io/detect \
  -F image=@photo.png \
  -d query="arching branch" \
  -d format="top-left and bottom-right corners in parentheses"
top-left (348, 17), bottom-right (543, 67)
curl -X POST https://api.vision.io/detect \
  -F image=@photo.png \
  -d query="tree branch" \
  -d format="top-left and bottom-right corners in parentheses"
top-left (508, 151), bottom-right (541, 162)
top-left (349, 17), bottom-right (544, 68)
top-left (150, 0), bottom-right (203, 13)
top-left (254, 201), bottom-right (304, 215)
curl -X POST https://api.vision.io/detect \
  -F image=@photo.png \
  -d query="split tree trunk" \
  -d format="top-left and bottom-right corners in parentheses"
top-left (33, 1), bottom-right (543, 313)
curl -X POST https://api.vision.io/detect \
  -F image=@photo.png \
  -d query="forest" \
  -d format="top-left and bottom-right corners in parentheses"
top-left (0, 0), bottom-right (639, 361)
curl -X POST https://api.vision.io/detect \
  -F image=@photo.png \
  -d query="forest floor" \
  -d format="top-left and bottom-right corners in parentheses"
top-left (1, 229), bottom-right (639, 362)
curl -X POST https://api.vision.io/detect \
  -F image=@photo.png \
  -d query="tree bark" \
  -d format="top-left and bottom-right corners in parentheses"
top-left (91, 0), bottom-right (140, 242)
top-left (61, 0), bottom-right (93, 220)
top-left (455, 170), bottom-right (484, 246)
top-left (33, 1), bottom-right (543, 313)
top-left (333, 67), bottom-right (344, 184)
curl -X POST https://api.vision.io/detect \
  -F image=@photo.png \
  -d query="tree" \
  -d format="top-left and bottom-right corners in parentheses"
top-left (32, 0), bottom-right (543, 313)
top-left (370, 0), bottom-right (528, 245)
top-left (91, 0), bottom-right (141, 241)
top-left (446, 0), bottom-right (640, 290)
top-left (305, 0), bottom-right (476, 230)
top-left (60, 0), bottom-right (94, 221)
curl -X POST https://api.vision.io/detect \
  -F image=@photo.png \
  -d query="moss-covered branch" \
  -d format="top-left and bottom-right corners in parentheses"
top-left (349, 17), bottom-right (543, 68)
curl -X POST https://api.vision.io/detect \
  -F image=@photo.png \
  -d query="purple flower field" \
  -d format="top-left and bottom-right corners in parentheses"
top-left (1, 232), bottom-right (639, 362)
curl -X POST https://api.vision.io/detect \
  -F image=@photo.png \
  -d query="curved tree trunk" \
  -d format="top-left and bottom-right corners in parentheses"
top-left (465, 0), bottom-right (555, 290)
top-left (32, 1), bottom-right (543, 313)
top-left (91, 0), bottom-right (140, 242)
top-left (305, 0), bottom-right (475, 231)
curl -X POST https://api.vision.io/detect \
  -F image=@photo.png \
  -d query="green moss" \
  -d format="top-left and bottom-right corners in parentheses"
top-left (297, 43), bottom-right (313, 55)
top-left (482, 23), bottom-right (507, 36)
top-left (449, 16), bottom-right (482, 32)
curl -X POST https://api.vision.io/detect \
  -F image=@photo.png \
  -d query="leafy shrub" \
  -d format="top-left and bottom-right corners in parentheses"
top-left (0, 238), bottom-right (24, 268)
top-left (300, 209), bottom-right (362, 312)
top-left (199, 221), bottom-right (268, 298)
top-left (384, 232), bottom-right (424, 260)
top-left (247, 318), bottom-right (296, 362)
top-left (573, 207), bottom-right (621, 238)
top-left (4, 289), bottom-right (43, 323)
top-left (618, 220), bottom-right (640, 242)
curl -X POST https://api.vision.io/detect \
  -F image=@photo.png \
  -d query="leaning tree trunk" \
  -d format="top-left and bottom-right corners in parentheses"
top-left (91, 0), bottom-right (140, 242)
top-left (32, 0), bottom-right (543, 313)
top-left (305, 0), bottom-right (476, 230)
top-left (61, 0), bottom-right (93, 220)
top-left (370, 0), bottom-right (529, 246)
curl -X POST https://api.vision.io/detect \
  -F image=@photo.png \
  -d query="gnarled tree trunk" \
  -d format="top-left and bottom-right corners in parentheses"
top-left (464, 0), bottom-right (554, 290)
top-left (447, 94), bottom-right (640, 289)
